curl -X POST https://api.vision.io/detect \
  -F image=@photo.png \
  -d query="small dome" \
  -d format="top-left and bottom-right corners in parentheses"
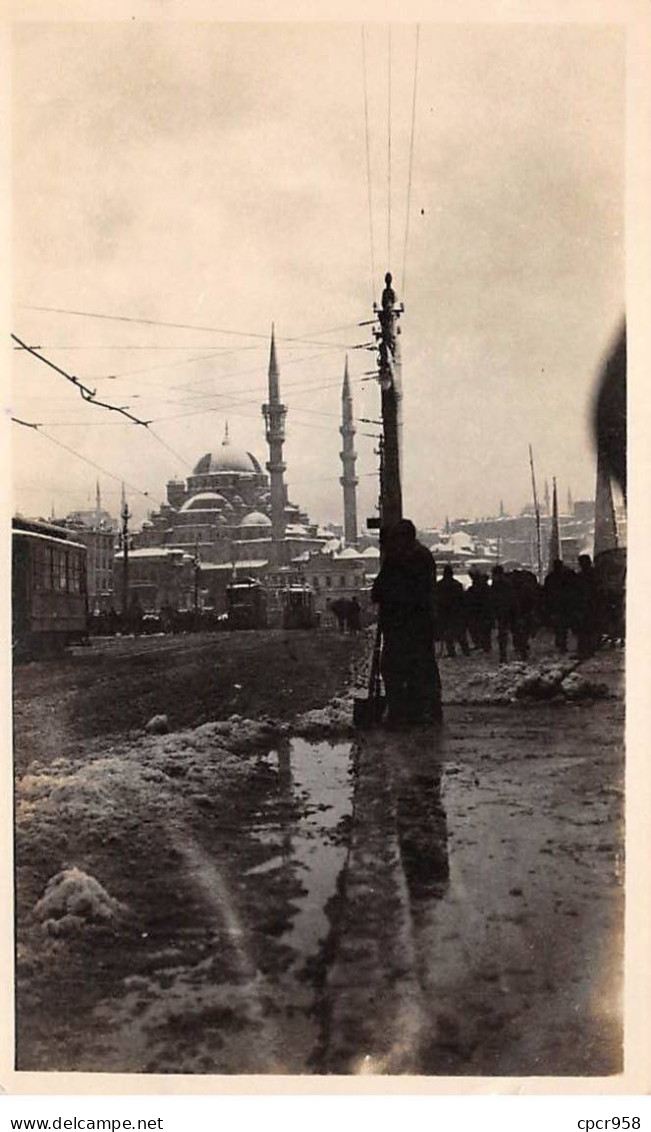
top-left (240, 511), bottom-right (272, 529)
top-left (180, 492), bottom-right (227, 513)
top-left (336, 546), bottom-right (362, 559)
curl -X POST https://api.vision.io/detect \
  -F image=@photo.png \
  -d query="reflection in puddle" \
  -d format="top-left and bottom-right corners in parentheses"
top-left (254, 738), bottom-right (353, 967)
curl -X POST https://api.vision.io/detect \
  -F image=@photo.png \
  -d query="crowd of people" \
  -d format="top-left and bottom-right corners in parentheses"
top-left (371, 518), bottom-right (624, 730)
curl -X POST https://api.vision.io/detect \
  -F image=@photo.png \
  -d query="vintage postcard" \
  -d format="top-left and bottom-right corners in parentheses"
top-left (2, 0), bottom-right (650, 1098)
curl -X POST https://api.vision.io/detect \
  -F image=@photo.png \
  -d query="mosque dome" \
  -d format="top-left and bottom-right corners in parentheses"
top-left (180, 492), bottom-right (228, 512)
top-left (240, 511), bottom-right (272, 529)
top-left (193, 427), bottom-right (263, 476)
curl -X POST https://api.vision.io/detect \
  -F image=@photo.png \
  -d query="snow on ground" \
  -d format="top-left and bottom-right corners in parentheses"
top-left (444, 658), bottom-right (611, 705)
top-left (34, 867), bottom-right (126, 936)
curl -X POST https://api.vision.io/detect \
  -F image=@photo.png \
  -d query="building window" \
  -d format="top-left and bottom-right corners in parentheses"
top-left (326, 576), bottom-right (332, 588)
top-left (339, 576), bottom-right (346, 587)
top-left (313, 576), bottom-right (320, 589)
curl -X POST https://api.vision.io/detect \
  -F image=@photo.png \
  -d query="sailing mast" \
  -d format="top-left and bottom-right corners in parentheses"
top-left (529, 444), bottom-right (543, 582)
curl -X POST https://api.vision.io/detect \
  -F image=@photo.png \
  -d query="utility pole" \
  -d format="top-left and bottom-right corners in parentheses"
top-left (374, 271), bottom-right (403, 529)
top-left (120, 483), bottom-right (130, 617)
top-left (528, 445), bottom-right (543, 583)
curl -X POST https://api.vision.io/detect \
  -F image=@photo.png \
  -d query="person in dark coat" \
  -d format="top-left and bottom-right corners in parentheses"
top-left (371, 519), bottom-right (442, 727)
top-left (437, 564), bottom-right (470, 657)
top-left (543, 559), bottom-right (576, 653)
top-left (328, 597), bottom-right (348, 632)
top-left (346, 596), bottom-right (362, 634)
top-left (466, 570), bottom-right (493, 653)
top-left (489, 565), bottom-right (516, 663)
top-left (575, 554), bottom-right (601, 658)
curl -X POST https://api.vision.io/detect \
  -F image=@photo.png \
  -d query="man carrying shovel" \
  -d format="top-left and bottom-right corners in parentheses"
top-left (371, 519), bottom-right (442, 728)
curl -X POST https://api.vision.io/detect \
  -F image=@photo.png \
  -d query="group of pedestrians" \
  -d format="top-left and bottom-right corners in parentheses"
top-left (327, 596), bottom-right (363, 634)
top-left (436, 563), bottom-right (540, 664)
top-left (371, 517), bottom-right (618, 730)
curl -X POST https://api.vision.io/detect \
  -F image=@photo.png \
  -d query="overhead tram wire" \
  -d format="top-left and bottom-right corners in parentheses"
top-left (151, 372), bottom-right (370, 424)
top-left (11, 334), bottom-right (151, 427)
top-left (11, 417), bottom-right (153, 501)
top-left (387, 23), bottom-right (392, 271)
top-left (19, 305), bottom-right (368, 351)
top-left (12, 334), bottom-right (196, 470)
top-left (401, 23), bottom-right (421, 300)
top-left (361, 25), bottom-right (378, 305)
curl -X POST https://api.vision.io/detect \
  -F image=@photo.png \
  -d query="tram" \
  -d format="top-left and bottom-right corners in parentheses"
top-left (281, 584), bottom-right (317, 630)
top-left (226, 578), bottom-right (268, 629)
top-left (12, 517), bottom-right (88, 658)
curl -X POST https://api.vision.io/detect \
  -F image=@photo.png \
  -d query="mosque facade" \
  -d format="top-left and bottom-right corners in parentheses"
top-left (122, 329), bottom-right (364, 613)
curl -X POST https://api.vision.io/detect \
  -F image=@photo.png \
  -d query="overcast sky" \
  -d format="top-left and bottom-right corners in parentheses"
top-left (11, 21), bottom-right (624, 528)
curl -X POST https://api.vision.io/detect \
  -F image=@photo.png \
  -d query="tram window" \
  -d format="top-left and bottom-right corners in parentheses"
top-left (70, 553), bottom-right (81, 594)
top-left (44, 546), bottom-right (53, 591)
top-left (60, 553), bottom-right (66, 592)
top-left (34, 544), bottom-right (44, 591)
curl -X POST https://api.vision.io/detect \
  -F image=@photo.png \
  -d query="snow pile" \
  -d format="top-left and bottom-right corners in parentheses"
top-left (145, 714), bottom-right (169, 735)
top-left (294, 696), bottom-right (354, 737)
top-left (560, 672), bottom-right (609, 701)
top-left (34, 867), bottom-right (125, 936)
top-left (456, 661), bottom-right (610, 704)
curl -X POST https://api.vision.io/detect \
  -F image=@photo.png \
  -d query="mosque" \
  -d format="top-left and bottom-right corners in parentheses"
top-left (121, 329), bottom-right (368, 613)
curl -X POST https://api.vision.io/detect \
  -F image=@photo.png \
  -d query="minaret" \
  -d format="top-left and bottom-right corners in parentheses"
top-left (261, 324), bottom-right (287, 558)
top-left (339, 356), bottom-right (358, 546)
top-left (567, 486), bottom-right (574, 517)
top-left (95, 480), bottom-right (101, 529)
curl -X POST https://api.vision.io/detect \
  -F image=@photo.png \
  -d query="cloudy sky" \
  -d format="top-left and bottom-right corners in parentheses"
top-left (10, 20), bottom-right (624, 528)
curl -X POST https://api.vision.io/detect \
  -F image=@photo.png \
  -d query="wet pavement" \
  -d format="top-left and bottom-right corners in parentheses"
top-left (14, 648), bottom-right (624, 1076)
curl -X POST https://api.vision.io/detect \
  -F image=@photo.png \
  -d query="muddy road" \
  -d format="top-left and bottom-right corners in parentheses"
top-left (13, 632), bottom-right (624, 1076)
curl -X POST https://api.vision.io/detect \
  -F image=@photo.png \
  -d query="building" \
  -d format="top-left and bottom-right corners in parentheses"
top-left (127, 330), bottom-right (337, 612)
top-left (303, 546), bottom-right (369, 616)
top-left (54, 483), bottom-right (116, 612)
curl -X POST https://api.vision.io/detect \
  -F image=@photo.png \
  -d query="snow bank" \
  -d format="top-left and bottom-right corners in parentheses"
top-left (293, 696), bottom-right (354, 738)
top-left (454, 661), bottom-right (609, 704)
top-left (34, 867), bottom-right (125, 936)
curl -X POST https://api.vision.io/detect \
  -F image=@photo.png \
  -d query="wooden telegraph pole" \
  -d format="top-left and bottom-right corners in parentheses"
top-left (374, 272), bottom-right (404, 529)
top-left (120, 483), bottom-right (130, 618)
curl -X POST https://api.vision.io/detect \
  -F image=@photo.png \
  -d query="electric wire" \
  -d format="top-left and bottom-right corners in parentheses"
top-left (361, 25), bottom-right (378, 304)
top-left (19, 305), bottom-right (366, 350)
top-left (401, 23), bottom-right (420, 300)
top-left (11, 334), bottom-right (151, 427)
top-left (387, 23), bottom-right (392, 272)
top-left (11, 418), bottom-right (153, 499)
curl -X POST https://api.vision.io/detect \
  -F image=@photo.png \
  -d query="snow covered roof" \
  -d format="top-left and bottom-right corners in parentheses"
top-left (240, 511), bottom-right (272, 528)
top-left (335, 546), bottom-right (362, 559)
top-left (115, 547), bottom-right (183, 559)
top-left (200, 559), bottom-right (268, 571)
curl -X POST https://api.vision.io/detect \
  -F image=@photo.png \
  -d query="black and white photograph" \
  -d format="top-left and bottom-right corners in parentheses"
top-left (4, 6), bottom-right (643, 1088)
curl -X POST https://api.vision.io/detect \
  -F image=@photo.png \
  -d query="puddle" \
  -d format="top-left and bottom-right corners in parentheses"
top-left (256, 737), bottom-right (353, 966)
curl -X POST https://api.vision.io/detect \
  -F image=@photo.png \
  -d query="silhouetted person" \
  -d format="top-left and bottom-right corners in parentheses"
top-left (328, 597), bottom-right (348, 632)
top-left (346, 596), bottom-right (362, 634)
top-left (466, 571), bottom-right (493, 652)
top-left (490, 565), bottom-right (516, 663)
top-left (129, 593), bottom-right (144, 636)
top-left (544, 559), bottom-right (576, 653)
top-left (372, 519), bottom-right (442, 727)
top-left (437, 564), bottom-right (470, 657)
top-left (575, 554), bottom-right (601, 658)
